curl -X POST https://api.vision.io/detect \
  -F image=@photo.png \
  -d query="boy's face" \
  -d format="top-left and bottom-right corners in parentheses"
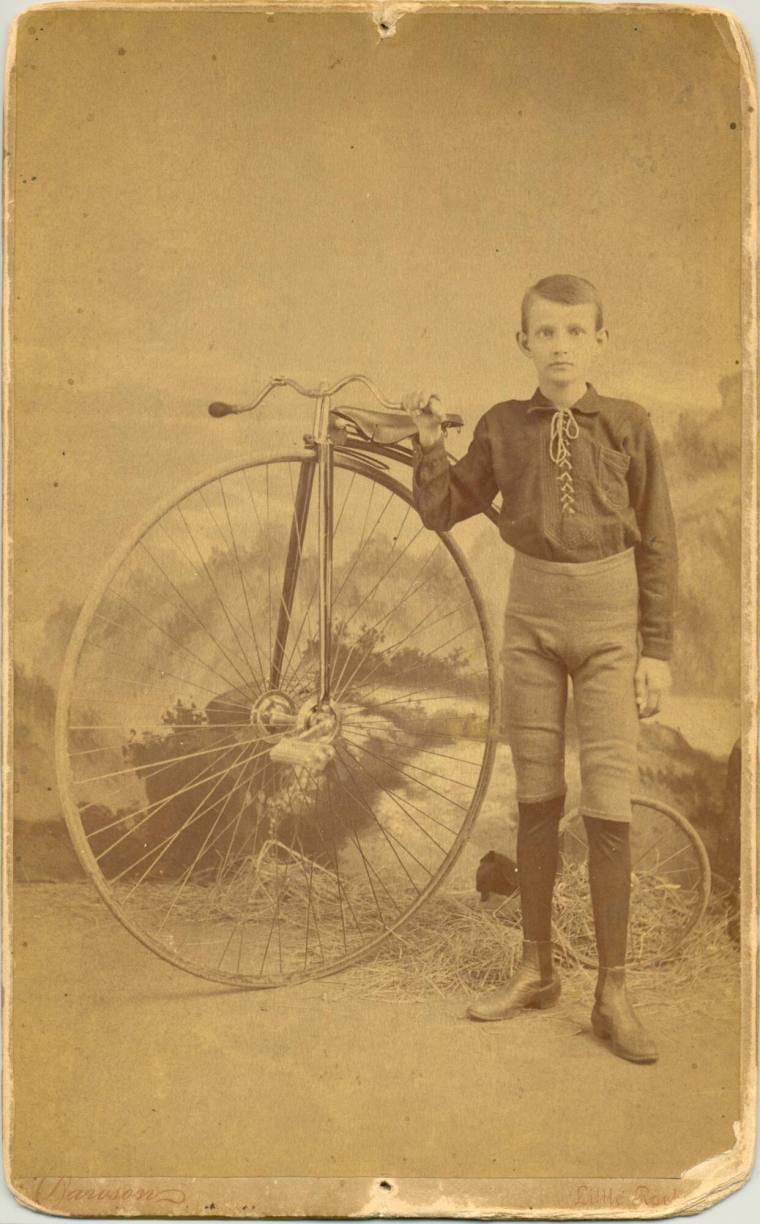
top-left (517, 298), bottom-right (608, 388)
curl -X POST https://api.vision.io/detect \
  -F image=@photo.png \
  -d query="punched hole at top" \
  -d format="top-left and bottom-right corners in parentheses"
top-left (375, 14), bottom-right (398, 39)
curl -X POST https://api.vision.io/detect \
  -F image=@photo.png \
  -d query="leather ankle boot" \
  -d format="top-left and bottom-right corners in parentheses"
top-left (591, 966), bottom-right (658, 1063)
top-left (466, 940), bottom-right (560, 1022)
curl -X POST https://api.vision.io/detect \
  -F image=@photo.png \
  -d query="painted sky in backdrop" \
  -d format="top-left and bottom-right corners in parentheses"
top-left (10, 6), bottom-right (744, 665)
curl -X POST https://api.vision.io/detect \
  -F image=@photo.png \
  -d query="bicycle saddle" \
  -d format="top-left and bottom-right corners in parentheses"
top-left (331, 405), bottom-right (463, 445)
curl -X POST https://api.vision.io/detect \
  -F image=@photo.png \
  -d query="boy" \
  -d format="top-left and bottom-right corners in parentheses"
top-left (405, 274), bottom-right (677, 1064)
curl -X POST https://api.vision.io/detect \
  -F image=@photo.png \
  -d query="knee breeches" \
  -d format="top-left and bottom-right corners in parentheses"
top-left (502, 549), bottom-right (640, 823)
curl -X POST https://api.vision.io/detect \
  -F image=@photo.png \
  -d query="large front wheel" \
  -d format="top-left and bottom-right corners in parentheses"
top-left (56, 451), bottom-right (497, 987)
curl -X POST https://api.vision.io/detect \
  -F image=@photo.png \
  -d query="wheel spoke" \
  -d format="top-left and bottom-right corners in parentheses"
top-left (341, 729), bottom-right (475, 792)
top-left (257, 833), bottom-right (287, 978)
top-left (334, 746), bottom-right (425, 890)
top-left (204, 758), bottom-right (281, 970)
top-left (341, 721), bottom-right (481, 769)
top-left (176, 501), bottom-right (264, 691)
top-left (155, 743), bottom-right (260, 930)
top-left (330, 544), bottom-right (447, 697)
top-left (98, 736), bottom-right (254, 871)
top-left (72, 732), bottom-right (255, 787)
top-left (342, 716), bottom-right (491, 745)
top-left (325, 769), bottom-right (367, 940)
top-left (157, 484), bottom-right (265, 688)
top-left (331, 488), bottom-right (395, 612)
top-left (329, 512), bottom-right (422, 690)
top-left (338, 620), bottom-right (483, 709)
top-left (334, 599), bottom-right (474, 706)
top-left (152, 509), bottom-right (265, 685)
top-left (139, 539), bottom-right (258, 694)
top-left (337, 739), bottom-right (452, 853)
top-left (633, 839), bottom-right (697, 875)
top-left (218, 476), bottom-right (269, 690)
top-left (203, 752), bottom-right (269, 912)
top-left (115, 746), bottom-right (258, 894)
top-left (104, 588), bottom-right (256, 709)
top-left (337, 733), bottom-right (467, 822)
top-left (60, 455), bottom-right (495, 985)
top-left (343, 690), bottom-right (479, 715)
top-left (326, 757), bottom-right (401, 926)
top-left (83, 630), bottom-right (253, 711)
top-left (270, 766), bottom-right (329, 973)
top-left (69, 718), bottom-right (249, 732)
top-left (92, 737), bottom-right (269, 851)
top-left (335, 516), bottom-right (423, 644)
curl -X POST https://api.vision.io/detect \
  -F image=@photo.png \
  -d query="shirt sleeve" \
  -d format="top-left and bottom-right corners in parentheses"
top-left (412, 413), bottom-right (498, 532)
top-left (627, 410), bottom-right (678, 661)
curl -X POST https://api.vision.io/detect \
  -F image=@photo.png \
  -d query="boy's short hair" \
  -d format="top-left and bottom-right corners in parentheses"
top-left (521, 275), bottom-right (604, 333)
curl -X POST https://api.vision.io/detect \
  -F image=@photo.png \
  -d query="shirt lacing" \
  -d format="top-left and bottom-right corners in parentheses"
top-left (549, 407), bottom-right (580, 515)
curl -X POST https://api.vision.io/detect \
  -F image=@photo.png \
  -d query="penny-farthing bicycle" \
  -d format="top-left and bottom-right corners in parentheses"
top-left (55, 376), bottom-right (710, 987)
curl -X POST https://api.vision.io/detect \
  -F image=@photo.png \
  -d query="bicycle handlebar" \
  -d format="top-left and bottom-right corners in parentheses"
top-left (208, 374), bottom-right (403, 418)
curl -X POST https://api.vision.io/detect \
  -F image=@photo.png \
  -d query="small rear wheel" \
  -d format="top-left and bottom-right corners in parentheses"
top-left (557, 796), bottom-right (711, 967)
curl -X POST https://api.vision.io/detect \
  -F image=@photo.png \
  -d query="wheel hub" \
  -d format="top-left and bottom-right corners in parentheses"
top-left (295, 699), bottom-right (341, 742)
top-left (251, 690), bottom-right (296, 738)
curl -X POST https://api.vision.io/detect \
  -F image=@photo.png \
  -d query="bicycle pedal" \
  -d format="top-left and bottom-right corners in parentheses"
top-left (269, 737), bottom-right (335, 772)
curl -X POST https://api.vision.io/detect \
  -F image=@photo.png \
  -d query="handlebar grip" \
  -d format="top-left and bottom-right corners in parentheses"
top-left (208, 402), bottom-right (237, 418)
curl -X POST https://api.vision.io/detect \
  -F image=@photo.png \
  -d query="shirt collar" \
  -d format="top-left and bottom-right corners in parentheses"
top-left (527, 383), bottom-right (600, 415)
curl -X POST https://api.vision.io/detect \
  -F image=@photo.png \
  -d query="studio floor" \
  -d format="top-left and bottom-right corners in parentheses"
top-left (9, 882), bottom-right (743, 1186)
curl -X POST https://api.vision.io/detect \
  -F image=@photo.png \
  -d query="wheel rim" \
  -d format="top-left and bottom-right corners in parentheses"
top-left (558, 798), bottom-right (711, 968)
top-left (56, 452), bottom-right (497, 987)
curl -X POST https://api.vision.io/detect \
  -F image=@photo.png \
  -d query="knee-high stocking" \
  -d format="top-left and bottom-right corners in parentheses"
top-left (517, 795), bottom-right (565, 945)
top-left (583, 815), bottom-right (631, 966)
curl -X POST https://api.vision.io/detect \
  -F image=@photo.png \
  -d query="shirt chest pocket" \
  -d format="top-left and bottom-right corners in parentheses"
top-left (595, 443), bottom-right (631, 508)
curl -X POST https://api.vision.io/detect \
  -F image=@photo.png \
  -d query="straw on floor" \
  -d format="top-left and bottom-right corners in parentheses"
top-left (335, 880), bottom-right (740, 1018)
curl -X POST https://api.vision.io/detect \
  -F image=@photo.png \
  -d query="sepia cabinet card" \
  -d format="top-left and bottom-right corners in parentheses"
top-left (3, 1), bottom-right (757, 1218)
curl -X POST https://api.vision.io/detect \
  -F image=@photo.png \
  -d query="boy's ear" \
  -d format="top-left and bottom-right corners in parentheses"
top-left (516, 330), bottom-right (531, 357)
top-left (595, 327), bottom-right (610, 349)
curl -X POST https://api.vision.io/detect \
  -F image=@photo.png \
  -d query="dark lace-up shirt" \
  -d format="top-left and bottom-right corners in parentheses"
top-left (413, 383), bottom-right (677, 660)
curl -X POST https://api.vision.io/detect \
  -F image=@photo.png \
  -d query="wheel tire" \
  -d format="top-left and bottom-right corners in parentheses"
top-left (56, 450), bottom-right (498, 987)
top-left (557, 796), bottom-right (712, 968)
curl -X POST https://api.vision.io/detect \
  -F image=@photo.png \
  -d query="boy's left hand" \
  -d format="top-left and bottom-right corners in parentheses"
top-left (635, 657), bottom-right (672, 718)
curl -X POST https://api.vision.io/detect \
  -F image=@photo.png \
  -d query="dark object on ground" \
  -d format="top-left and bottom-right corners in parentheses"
top-left (476, 850), bottom-right (519, 901)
